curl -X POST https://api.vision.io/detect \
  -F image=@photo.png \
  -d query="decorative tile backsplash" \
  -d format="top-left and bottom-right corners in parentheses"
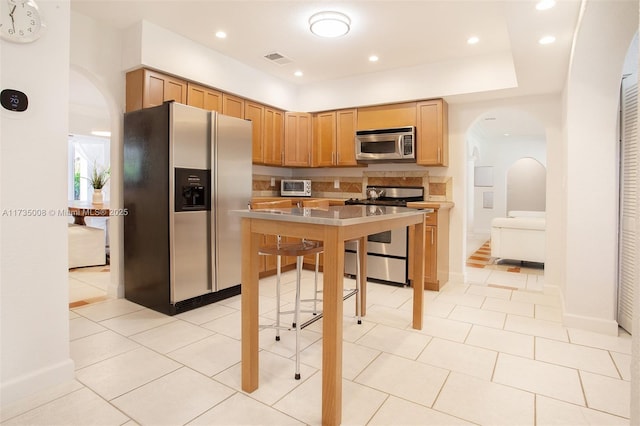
top-left (252, 172), bottom-right (451, 201)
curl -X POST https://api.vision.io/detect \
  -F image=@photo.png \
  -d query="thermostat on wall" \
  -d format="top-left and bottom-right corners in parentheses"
top-left (1, 89), bottom-right (28, 112)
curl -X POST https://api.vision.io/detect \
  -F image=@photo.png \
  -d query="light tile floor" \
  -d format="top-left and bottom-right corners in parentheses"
top-left (1, 268), bottom-right (632, 425)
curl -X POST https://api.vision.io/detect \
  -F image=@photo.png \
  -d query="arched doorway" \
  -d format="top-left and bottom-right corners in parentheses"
top-left (68, 66), bottom-right (123, 299)
top-left (466, 108), bottom-right (547, 256)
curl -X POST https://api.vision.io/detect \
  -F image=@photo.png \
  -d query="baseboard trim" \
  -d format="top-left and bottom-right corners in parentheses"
top-left (562, 311), bottom-right (620, 336)
top-left (0, 358), bottom-right (75, 408)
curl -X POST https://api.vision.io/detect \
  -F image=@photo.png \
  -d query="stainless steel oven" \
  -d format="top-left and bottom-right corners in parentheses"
top-left (345, 226), bottom-right (409, 285)
top-left (344, 186), bottom-right (424, 286)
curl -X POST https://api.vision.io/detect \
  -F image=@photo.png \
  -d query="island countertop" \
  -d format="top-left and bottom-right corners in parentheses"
top-left (232, 205), bottom-right (432, 226)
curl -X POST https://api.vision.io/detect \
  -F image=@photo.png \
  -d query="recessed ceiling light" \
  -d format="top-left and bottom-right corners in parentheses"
top-left (294, 70), bottom-right (303, 77)
top-left (504, 133), bottom-right (510, 137)
top-left (309, 11), bottom-right (351, 38)
top-left (215, 31), bottom-right (227, 39)
top-left (536, 0), bottom-right (556, 10)
top-left (369, 55), bottom-right (379, 62)
top-left (467, 36), bottom-right (480, 45)
top-left (91, 130), bottom-right (111, 137)
top-left (539, 35), bottom-right (556, 45)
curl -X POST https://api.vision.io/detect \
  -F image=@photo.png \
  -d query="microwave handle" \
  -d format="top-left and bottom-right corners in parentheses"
top-left (397, 135), bottom-right (404, 155)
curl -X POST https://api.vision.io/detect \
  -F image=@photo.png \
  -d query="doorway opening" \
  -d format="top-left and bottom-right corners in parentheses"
top-left (465, 108), bottom-right (547, 289)
top-left (68, 68), bottom-right (112, 305)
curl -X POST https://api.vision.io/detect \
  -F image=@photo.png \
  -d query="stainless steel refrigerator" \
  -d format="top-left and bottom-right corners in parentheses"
top-left (123, 101), bottom-right (251, 315)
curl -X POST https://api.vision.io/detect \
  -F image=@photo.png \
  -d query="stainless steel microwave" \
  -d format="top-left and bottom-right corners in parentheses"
top-left (355, 126), bottom-right (416, 163)
top-left (280, 179), bottom-right (312, 197)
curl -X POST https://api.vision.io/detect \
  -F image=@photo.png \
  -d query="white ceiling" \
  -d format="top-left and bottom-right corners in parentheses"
top-left (69, 0), bottom-right (583, 140)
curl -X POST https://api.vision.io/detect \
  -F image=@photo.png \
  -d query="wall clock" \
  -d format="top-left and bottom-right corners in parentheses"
top-left (1, 0), bottom-right (45, 43)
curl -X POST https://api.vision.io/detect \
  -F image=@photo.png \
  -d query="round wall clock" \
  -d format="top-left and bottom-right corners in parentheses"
top-left (1, 0), bottom-right (45, 43)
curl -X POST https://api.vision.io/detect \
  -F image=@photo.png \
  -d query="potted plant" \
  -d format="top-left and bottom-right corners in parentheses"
top-left (86, 161), bottom-right (110, 205)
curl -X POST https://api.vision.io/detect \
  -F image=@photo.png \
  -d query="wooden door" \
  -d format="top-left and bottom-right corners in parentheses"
top-left (416, 100), bottom-right (448, 166)
top-left (423, 225), bottom-right (438, 288)
top-left (245, 102), bottom-right (265, 164)
top-left (284, 112), bottom-right (312, 167)
top-left (314, 111), bottom-right (336, 167)
top-left (336, 109), bottom-right (357, 166)
top-left (125, 68), bottom-right (187, 112)
top-left (143, 69), bottom-right (187, 108)
top-left (356, 102), bottom-right (416, 130)
top-left (187, 83), bottom-right (223, 112)
top-left (222, 93), bottom-right (245, 118)
top-left (264, 108), bottom-right (284, 166)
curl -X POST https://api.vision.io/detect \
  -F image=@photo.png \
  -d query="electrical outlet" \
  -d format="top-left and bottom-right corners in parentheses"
top-left (270, 177), bottom-right (275, 187)
top-left (334, 179), bottom-right (340, 189)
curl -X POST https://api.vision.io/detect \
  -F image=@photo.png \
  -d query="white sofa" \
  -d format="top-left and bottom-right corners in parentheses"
top-left (68, 223), bottom-right (106, 268)
top-left (490, 211), bottom-right (545, 263)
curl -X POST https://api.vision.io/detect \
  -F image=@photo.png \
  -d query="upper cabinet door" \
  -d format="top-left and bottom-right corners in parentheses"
top-left (187, 83), bottom-right (223, 112)
top-left (222, 94), bottom-right (245, 118)
top-left (284, 112), bottom-right (312, 167)
top-left (314, 111), bottom-right (336, 167)
top-left (126, 69), bottom-right (187, 112)
top-left (263, 108), bottom-right (284, 166)
top-left (245, 102), bottom-right (265, 164)
top-left (336, 109), bottom-right (357, 166)
top-left (356, 102), bottom-right (416, 130)
top-left (416, 99), bottom-right (448, 166)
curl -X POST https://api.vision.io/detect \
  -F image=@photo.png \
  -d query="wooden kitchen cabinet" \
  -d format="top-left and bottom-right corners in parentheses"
top-left (424, 221), bottom-right (438, 285)
top-left (336, 109), bottom-right (358, 166)
top-left (284, 112), bottom-right (313, 167)
top-left (313, 109), bottom-right (358, 167)
top-left (263, 108), bottom-right (284, 166)
top-left (416, 99), bottom-right (448, 166)
top-left (356, 102), bottom-right (416, 130)
top-left (245, 102), bottom-right (265, 164)
top-left (314, 111), bottom-right (337, 167)
top-left (408, 205), bottom-right (451, 291)
top-left (186, 82), bottom-right (223, 112)
top-left (126, 68), bottom-right (188, 112)
top-left (222, 93), bottom-right (245, 118)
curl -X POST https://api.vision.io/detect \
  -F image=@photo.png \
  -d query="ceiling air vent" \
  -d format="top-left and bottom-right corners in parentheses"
top-left (263, 52), bottom-right (292, 65)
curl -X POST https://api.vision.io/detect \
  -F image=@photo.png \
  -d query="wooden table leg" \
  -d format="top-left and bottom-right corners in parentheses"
top-left (412, 215), bottom-right (425, 330)
top-left (241, 218), bottom-right (261, 392)
top-left (322, 227), bottom-right (344, 426)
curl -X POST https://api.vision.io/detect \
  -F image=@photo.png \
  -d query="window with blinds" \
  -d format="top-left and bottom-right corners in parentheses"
top-left (618, 73), bottom-right (638, 333)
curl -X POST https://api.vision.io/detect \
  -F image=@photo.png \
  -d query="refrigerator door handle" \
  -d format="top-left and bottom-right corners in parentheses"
top-left (210, 111), bottom-right (217, 292)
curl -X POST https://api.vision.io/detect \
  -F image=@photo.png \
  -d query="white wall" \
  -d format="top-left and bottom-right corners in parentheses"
top-left (470, 133), bottom-right (546, 234)
top-left (298, 52), bottom-right (518, 111)
top-left (0, 1), bottom-right (74, 406)
top-left (506, 158), bottom-right (546, 212)
top-left (125, 20), bottom-right (299, 111)
top-left (562, 0), bottom-right (638, 335)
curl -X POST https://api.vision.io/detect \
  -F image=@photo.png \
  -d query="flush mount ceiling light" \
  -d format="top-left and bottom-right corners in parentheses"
top-left (467, 36), bottom-right (480, 45)
top-left (539, 35), bottom-right (556, 45)
top-left (309, 11), bottom-right (351, 38)
top-left (215, 31), bottom-right (227, 39)
top-left (536, 0), bottom-right (556, 10)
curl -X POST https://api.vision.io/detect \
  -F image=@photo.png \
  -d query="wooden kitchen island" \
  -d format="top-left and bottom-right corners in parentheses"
top-left (233, 205), bottom-right (426, 426)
